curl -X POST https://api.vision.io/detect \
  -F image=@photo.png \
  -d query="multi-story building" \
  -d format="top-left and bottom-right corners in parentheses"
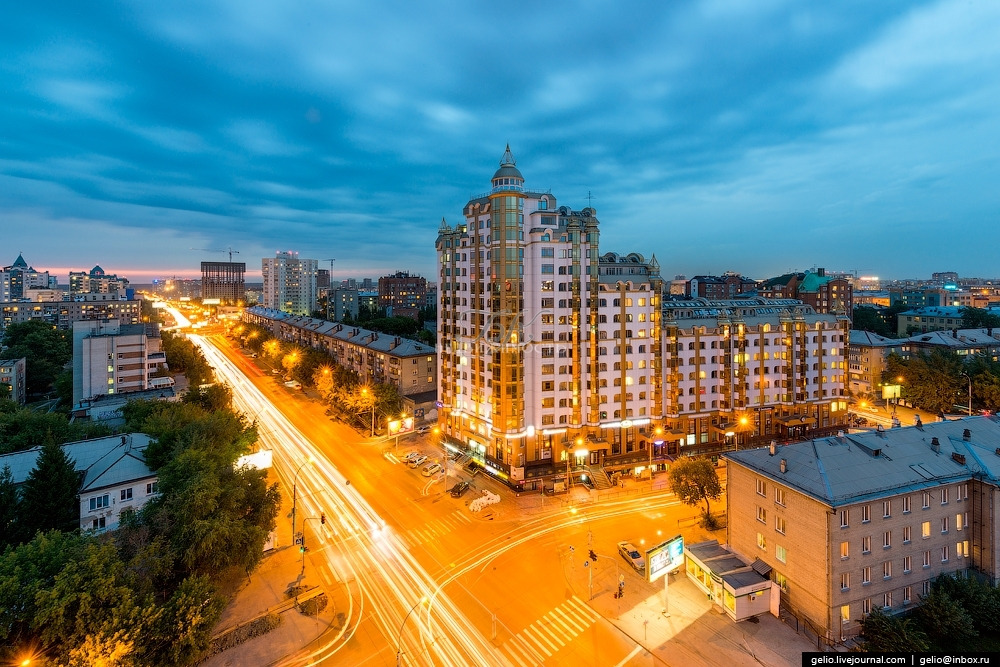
top-left (330, 288), bottom-right (359, 321)
top-left (686, 273), bottom-right (757, 300)
top-left (378, 271), bottom-right (427, 319)
top-left (69, 265), bottom-right (129, 295)
top-left (72, 319), bottom-right (168, 407)
top-left (0, 296), bottom-right (141, 332)
top-left (889, 287), bottom-right (961, 310)
top-left (436, 147), bottom-right (664, 489)
top-left (901, 328), bottom-right (1000, 360)
top-left (848, 331), bottom-right (904, 398)
top-left (262, 251), bottom-right (318, 316)
top-left (243, 307), bottom-right (436, 396)
top-left (895, 306), bottom-right (1000, 337)
top-left (201, 261), bottom-right (246, 304)
top-left (0, 433), bottom-right (158, 533)
top-left (760, 269), bottom-right (853, 316)
top-left (1, 254), bottom-right (54, 301)
top-left (0, 357), bottom-right (27, 404)
top-left (662, 297), bottom-right (850, 454)
top-left (725, 417), bottom-right (1000, 644)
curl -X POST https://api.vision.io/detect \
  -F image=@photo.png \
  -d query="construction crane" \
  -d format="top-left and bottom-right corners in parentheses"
top-left (321, 259), bottom-right (336, 286)
top-left (191, 247), bottom-right (241, 262)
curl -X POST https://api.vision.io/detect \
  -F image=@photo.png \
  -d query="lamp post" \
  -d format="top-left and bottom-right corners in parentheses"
top-left (396, 596), bottom-right (428, 666)
top-left (961, 372), bottom-right (973, 416)
top-left (361, 387), bottom-right (376, 437)
top-left (291, 456), bottom-right (316, 543)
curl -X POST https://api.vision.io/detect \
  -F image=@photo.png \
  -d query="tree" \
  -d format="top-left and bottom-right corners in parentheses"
top-left (916, 584), bottom-right (977, 647)
top-left (17, 437), bottom-right (80, 542)
top-left (0, 465), bottom-right (18, 550)
top-left (858, 607), bottom-right (929, 652)
top-left (142, 574), bottom-right (224, 665)
top-left (667, 457), bottom-right (722, 521)
top-left (961, 307), bottom-right (1000, 330)
top-left (851, 306), bottom-right (895, 338)
top-left (0, 320), bottom-right (73, 396)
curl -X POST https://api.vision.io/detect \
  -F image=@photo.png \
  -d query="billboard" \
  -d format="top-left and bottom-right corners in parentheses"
top-left (646, 534), bottom-right (684, 582)
top-left (387, 417), bottom-right (415, 436)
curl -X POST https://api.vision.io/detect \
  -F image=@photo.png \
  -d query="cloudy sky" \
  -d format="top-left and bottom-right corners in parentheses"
top-left (2, 0), bottom-right (998, 283)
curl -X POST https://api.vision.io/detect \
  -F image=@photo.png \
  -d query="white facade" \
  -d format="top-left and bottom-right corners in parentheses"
top-left (437, 147), bottom-right (663, 487)
top-left (72, 319), bottom-right (168, 407)
top-left (262, 251), bottom-right (318, 316)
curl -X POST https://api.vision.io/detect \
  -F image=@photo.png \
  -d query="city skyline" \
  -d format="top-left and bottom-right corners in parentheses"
top-left (3, 1), bottom-right (999, 281)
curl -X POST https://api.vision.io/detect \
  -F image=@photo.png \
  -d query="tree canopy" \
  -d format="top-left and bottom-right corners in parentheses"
top-left (0, 319), bottom-right (73, 396)
top-left (667, 457), bottom-right (722, 519)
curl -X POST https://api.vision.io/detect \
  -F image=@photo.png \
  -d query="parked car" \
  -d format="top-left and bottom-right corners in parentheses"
top-left (421, 462), bottom-right (442, 477)
top-left (271, 368), bottom-right (281, 375)
top-left (283, 380), bottom-right (302, 390)
top-left (416, 426), bottom-right (431, 434)
top-left (618, 541), bottom-right (645, 573)
top-left (408, 455), bottom-right (428, 468)
top-left (449, 481), bottom-right (470, 497)
top-left (402, 451), bottom-right (421, 462)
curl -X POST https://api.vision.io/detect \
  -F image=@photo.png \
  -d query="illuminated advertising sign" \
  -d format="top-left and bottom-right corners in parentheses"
top-left (647, 534), bottom-right (684, 582)
top-left (202, 298), bottom-right (221, 305)
top-left (387, 417), bottom-right (415, 436)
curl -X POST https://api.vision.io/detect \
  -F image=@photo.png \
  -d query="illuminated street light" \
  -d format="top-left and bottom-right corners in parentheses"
top-left (291, 455), bottom-right (316, 543)
top-left (396, 596), bottom-right (429, 666)
top-left (361, 387), bottom-right (376, 437)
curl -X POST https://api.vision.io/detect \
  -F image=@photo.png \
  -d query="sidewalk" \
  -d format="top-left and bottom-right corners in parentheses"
top-left (201, 473), bottom-right (342, 667)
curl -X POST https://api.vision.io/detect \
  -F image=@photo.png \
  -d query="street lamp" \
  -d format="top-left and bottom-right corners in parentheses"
top-left (361, 387), bottom-right (376, 437)
top-left (961, 372), bottom-right (973, 416)
top-left (396, 596), bottom-right (429, 666)
top-left (291, 455), bottom-right (316, 543)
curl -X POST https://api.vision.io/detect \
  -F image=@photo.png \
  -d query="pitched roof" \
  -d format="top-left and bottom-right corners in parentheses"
top-left (848, 330), bottom-right (900, 347)
top-left (0, 433), bottom-right (153, 485)
top-left (725, 417), bottom-right (1000, 507)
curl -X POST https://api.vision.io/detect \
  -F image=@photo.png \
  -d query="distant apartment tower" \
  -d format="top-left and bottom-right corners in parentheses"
top-left (0, 357), bottom-right (27, 404)
top-left (1, 254), bottom-right (53, 300)
top-left (69, 265), bottom-right (129, 294)
top-left (200, 261), bottom-right (246, 304)
top-left (316, 269), bottom-right (330, 290)
top-left (261, 251), bottom-right (318, 316)
top-left (436, 147), bottom-right (664, 490)
top-left (72, 319), bottom-right (168, 407)
top-left (330, 288), bottom-right (359, 321)
top-left (687, 273), bottom-right (757, 299)
top-left (378, 271), bottom-right (427, 319)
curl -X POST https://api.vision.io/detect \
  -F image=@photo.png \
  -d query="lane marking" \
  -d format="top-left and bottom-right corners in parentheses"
top-left (526, 621), bottom-right (563, 652)
top-left (518, 628), bottom-right (553, 658)
top-left (614, 645), bottom-right (644, 667)
top-left (551, 606), bottom-right (585, 634)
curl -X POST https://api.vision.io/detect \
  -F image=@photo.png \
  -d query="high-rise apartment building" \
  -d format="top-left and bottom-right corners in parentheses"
top-left (1, 254), bottom-right (54, 301)
top-left (69, 265), bottom-right (129, 294)
top-left (72, 319), bottom-right (168, 408)
top-left (378, 271), bottom-right (427, 319)
top-left (201, 261), bottom-right (246, 303)
top-left (436, 147), bottom-right (663, 490)
top-left (261, 251), bottom-right (317, 316)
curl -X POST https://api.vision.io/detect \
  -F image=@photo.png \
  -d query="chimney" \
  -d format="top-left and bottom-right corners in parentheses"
top-left (836, 430), bottom-right (845, 438)
top-left (931, 437), bottom-right (940, 453)
top-left (953, 328), bottom-right (959, 338)
top-left (780, 459), bottom-right (787, 473)
top-left (817, 267), bottom-right (825, 277)
top-left (963, 429), bottom-right (972, 441)
top-left (769, 441), bottom-right (777, 456)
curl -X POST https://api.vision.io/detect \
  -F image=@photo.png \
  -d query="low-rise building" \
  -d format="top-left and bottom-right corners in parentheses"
top-left (0, 433), bottom-right (158, 533)
top-left (896, 306), bottom-right (1000, 337)
top-left (848, 331), bottom-right (904, 398)
top-left (725, 417), bottom-right (1000, 645)
top-left (0, 357), bottom-right (27, 404)
top-left (243, 306), bottom-right (436, 396)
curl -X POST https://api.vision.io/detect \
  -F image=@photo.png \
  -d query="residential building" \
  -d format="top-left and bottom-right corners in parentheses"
top-left (901, 328), bottom-right (1000, 361)
top-left (378, 271), bottom-right (428, 319)
top-left (0, 296), bottom-right (142, 332)
top-left (686, 273), bottom-right (757, 300)
top-left (1, 254), bottom-right (54, 301)
top-left (358, 290), bottom-right (379, 314)
top-left (760, 269), bottom-right (853, 316)
top-left (72, 319), bottom-right (168, 407)
top-left (896, 306), bottom-right (1000, 337)
top-left (0, 433), bottom-right (158, 533)
top-left (436, 146), bottom-right (663, 490)
top-left (201, 261), bottom-right (246, 304)
top-left (243, 306), bottom-right (436, 396)
top-left (69, 265), bottom-right (129, 295)
top-left (330, 287), bottom-right (359, 321)
top-left (725, 417), bottom-right (1000, 644)
top-left (662, 297), bottom-right (850, 455)
top-left (889, 287), bottom-right (960, 310)
top-left (848, 331), bottom-right (904, 398)
top-left (0, 357), bottom-right (27, 404)
top-left (261, 251), bottom-right (318, 316)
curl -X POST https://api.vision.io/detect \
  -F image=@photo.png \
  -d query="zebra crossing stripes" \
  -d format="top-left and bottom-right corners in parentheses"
top-left (398, 510), bottom-right (472, 547)
top-left (500, 596), bottom-right (601, 665)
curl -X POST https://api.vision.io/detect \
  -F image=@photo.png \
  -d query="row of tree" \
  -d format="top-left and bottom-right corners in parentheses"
top-left (0, 319), bottom-right (73, 399)
top-left (884, 350), bottom-right (1000, 415)
top-left (860, 574), bottom-right (1000, 652)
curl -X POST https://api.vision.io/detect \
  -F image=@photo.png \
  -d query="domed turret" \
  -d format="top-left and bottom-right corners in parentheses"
top-left (491, 144), bottom-right (524, 193)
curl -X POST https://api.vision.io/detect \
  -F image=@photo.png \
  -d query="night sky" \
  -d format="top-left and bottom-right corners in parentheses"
top-left (2, 1), bottom-right (998, 283)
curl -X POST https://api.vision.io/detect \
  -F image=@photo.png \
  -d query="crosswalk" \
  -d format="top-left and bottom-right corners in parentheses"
top-left (396, 509), bottom-right (473, 548)
top-left (500, 596), bottom-right (601, 666)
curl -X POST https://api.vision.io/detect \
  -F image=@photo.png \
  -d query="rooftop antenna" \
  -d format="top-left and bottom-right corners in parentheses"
top-left (586, 190), bottom-right (594, 208)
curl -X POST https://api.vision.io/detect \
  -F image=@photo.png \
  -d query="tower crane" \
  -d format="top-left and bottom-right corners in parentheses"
top-left (321, 259), bottom-right (336, 285)
top-left (191, 247), bottom-right (241, 262)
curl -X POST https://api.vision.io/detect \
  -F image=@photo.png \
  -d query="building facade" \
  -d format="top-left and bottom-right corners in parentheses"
top-left (69, 265), bottom-right (129, 294)
top-left (201, 261), bottom-right (246, 303)
top-left (662, 298), bottom-right (850, 454)
top-left (330, 287), bottom-right (359, 321)
top-left (686, 273), bottom-right (757, 300)
top-left (72, 319), bottom-right (168, 407)
top-left (848, 330), bottom-right (904, 398)
top-left (0, 297), bottom-right (142, 332)
top-left (243, 307), bottom-right (436, 396)
top-left (262, 251), bottom-right (318, 316)
top-left (0, 357), bottom-right (27, 404)
top-left (378, 271), bottom-right (428, 319)
top-left (725, 418), bottom-right (1000, 644)
top-left (1, 254), bottom-right (54, 301)
top-left (760, 269), bottom-right (853, 316)
top-left (436, 147), bottom-right (664, 489)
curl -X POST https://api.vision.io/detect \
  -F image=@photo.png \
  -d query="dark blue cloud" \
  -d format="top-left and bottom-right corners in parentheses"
top-left (2, 0), bottom-right (998, 282)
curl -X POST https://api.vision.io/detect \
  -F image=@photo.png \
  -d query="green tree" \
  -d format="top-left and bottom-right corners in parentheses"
top-left (858, 607), bottom-right (929, 652)
top-left (0, 465), bottom-right (18, 550)
top-left (0, 320), bottom-right (73, 396)
top-left (17, 438), bottom-right (80, 542)
top-left (885, 351), bottom-right (964, 415)
top-left (961, 307), bottom-right (1000, 330)
top-left (667, 457), bottom-right (722, 521)
top-left (142, 575), bottom-right (224, 665)
top-left (851, 306), bottom-right (895, 338)
top-left (916, 584), bottom-right (977, 647)
top-left (0, 405), bottom-right (111, 456)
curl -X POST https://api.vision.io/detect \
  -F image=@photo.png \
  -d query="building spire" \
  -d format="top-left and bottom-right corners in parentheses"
top-left (500, 143), bottom-right (516, 167)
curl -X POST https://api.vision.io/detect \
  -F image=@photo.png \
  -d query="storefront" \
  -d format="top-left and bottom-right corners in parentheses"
top-left (685, 540), bottom-right (775, 622)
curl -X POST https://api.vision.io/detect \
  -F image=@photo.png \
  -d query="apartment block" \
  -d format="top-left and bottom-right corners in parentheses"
top-left (725, 418), bottom-right (1000, 644)
top-left (262, 251), bottom-right (318, 316)
top-left (0, 357), bottom-right (27, 404)
top-left (72, 319), bottom-right (168, 407)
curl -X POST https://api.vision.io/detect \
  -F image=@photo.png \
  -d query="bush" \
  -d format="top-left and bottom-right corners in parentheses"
top-left (208, 613), bottom-right (283, 655)
top-left (299, 594), bottom-right (328, 616)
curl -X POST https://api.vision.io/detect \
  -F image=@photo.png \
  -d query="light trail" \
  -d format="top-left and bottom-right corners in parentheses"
top-left (192, 335), bottom-right (513, 666)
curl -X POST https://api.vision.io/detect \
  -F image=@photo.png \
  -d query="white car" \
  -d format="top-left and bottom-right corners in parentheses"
top-left (421, 462), bottom-right (442, 477)
top-left (618, 541), bottom-right (646, 573)
top-left (408, 455), bottom-right (428, 468)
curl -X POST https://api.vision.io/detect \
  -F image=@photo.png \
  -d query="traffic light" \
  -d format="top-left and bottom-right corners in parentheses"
top-left (321, 513), bottom-right (326, 525)
top-left (589, 550), bottom-right (597, 562)
top-left (299, 545), bottom-right (305, 553)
